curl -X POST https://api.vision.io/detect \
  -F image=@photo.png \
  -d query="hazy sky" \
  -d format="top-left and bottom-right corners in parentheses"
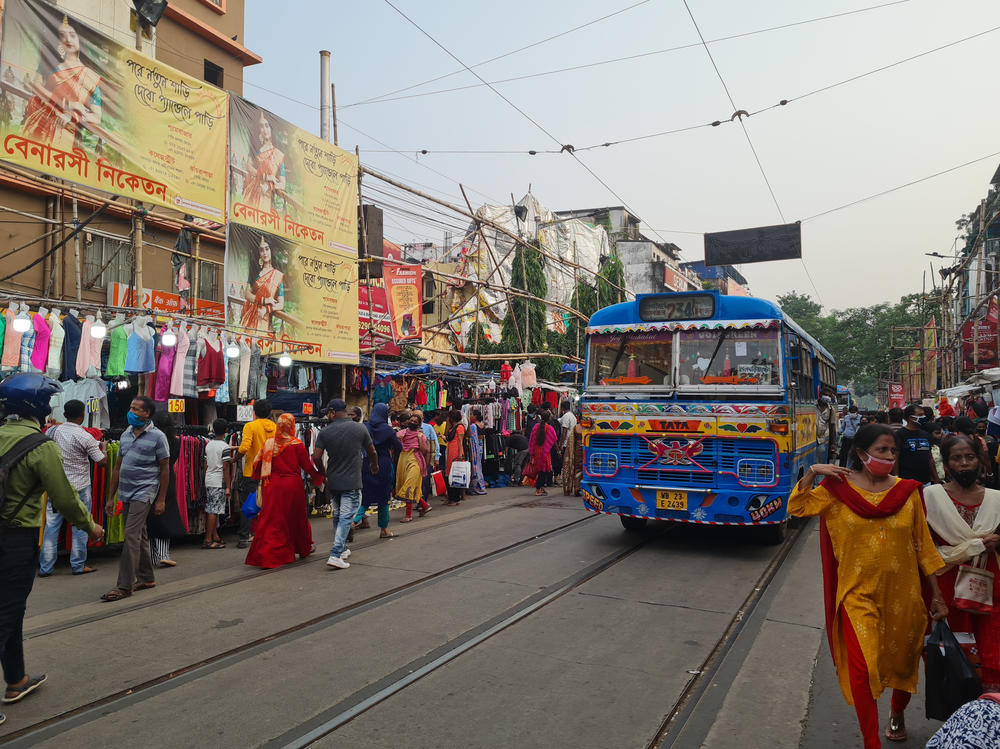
top-left (243, 0), bottom-right (998, 312)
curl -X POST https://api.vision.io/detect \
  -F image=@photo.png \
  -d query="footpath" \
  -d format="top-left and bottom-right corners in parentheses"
top-left (667, 519), bottom-right (944, 749)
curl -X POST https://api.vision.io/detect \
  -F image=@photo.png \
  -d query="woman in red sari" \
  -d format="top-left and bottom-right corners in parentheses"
top-left (924, 433), bottom-right (1000, 692)
top-left (23, 16), bottom-right (102, 152)
top-left (246, 413), bottom-right (323, 569)
top-left (240, 235), bottom-right (285, 332)
top-left (242, 111), bottom-right (285, 212)
top-left (528, 410), bottom-right (558, 497)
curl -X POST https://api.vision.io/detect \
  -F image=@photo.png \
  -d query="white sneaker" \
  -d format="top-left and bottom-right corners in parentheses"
top-left (342, 548), bottom-right (351, 559)
top-left (326, 555), bottom-right (350, 569)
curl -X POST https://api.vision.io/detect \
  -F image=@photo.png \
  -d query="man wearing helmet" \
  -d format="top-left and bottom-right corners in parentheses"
top-left (0, 373), bottom-right (104, 723)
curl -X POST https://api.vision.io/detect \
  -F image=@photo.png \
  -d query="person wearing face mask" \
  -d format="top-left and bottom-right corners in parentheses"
top-left (923, 433), bottom-right (1000, 695)
top-left (789, 424), bottom-right (948, 748)
top-left (895, 404), bottom-right (939, 485)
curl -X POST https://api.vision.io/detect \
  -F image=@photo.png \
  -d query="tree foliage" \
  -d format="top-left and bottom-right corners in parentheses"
top-left (777, 291), bottom-right (935, 400)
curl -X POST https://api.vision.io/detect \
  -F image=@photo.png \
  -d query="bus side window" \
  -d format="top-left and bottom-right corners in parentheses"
top-left (798, 346), bottom-right (814, 401)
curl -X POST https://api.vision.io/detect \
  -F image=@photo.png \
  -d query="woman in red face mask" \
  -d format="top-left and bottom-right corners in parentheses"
top-left (789, 423), bottom-right (949, 748)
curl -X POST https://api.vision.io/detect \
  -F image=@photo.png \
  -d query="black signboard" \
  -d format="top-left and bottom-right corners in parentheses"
top-left (704, 222), bottom-right (801, 266)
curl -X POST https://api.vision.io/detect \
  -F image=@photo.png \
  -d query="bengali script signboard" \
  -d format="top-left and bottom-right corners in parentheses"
top-left (384, 261), bottom-right (422, 343)
top-left (0, 0), bottom-right (227, 220)
top-left (961, 297), bottom-right (999, 373)
top-left (228, 95), bottom-right (357, 255)
top-left (888, 382), bottom-right (905, 410)
top-left (224, 223), bottom-right (358, 364)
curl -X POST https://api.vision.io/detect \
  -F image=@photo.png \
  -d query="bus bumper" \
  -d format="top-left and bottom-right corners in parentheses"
top-left (580, 484), bottom-right (788, 525)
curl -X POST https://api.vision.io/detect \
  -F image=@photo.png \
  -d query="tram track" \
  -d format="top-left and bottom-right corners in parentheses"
top-left (22, 496), bottom-right (550, 641)
top-left (1, 511), bottom-right (599, 747)
top-left (645, 517), bottom-right (809, 749)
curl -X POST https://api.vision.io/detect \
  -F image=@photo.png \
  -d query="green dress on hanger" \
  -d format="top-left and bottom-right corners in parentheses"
top-left (105, 323), bottom-right (127, 377)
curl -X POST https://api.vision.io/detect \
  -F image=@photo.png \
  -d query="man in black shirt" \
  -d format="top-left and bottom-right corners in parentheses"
top-left (894, 404), bottom-right (939, 484)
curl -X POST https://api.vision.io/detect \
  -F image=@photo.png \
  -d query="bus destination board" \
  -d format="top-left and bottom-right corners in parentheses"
top-left (639, 294), bottom-right (715, 322)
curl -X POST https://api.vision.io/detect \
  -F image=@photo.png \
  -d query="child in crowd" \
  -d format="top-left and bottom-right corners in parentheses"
top-left (202, 418), bottom-right (232, 549)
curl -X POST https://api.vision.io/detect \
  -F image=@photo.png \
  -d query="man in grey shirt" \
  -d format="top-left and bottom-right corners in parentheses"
top-left (313, 399), bottom-right (377, 570)
top-left (101, 396), bottom-right (169, 602)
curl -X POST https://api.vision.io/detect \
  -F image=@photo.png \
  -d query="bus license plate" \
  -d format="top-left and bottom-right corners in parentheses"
top-left (656, 491), bottom-right (688, 511)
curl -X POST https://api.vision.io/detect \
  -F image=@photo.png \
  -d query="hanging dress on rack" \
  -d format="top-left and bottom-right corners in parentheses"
top-left (76, 316), bottom-right (94, 378)
top-left (18, 314), bottom-right (35, 373)
top-left (182, 329), bottom-right (199, 398)
top-left (105, 322), bottom-right (127, 377)
top-left (154, 335), bottom-right (177, 402)
top-left (124, 319), bottom-right (155, 373)
top-left (197, 335), bottom-right (225, 388)
top-left (2, 306), bottom-right (21, 370)
top-left (60, 314), bottom-right (82, 380)
top-left (46, 312), bottom-right (64, 379)
top-left (169, 324), bottom-right (190, 396)
top-left (29, 311), bottom-right (50, 372)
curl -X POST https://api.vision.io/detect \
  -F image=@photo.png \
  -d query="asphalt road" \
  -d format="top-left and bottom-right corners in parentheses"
top-left (0, 486), bottom-right (914, 748)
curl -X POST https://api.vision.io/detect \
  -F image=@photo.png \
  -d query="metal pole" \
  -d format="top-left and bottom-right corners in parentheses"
top-left (320, 51), bottom-right (331, 142)
top-left (358, 147), bottom-right (374, 411)
top-left (72, 192), bottom-right (82, 301)
top-left (133, 208), bottom-right (144, 308)
top-left (192, 232), bottom-right (201, 315)
top-left (332, 84), bottom-right (339, 147)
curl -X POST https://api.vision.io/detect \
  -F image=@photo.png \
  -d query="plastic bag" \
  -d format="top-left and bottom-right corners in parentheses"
top-left (448, 460), bottom-right (471, 489)
top-left (240, 491), bottom-right (260, 520)
top-left (925, 619), bottom-right (983, 721)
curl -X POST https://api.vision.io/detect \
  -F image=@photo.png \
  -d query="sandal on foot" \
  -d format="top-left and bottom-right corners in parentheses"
top-left (399, 517), bottom-right (413, 523)
top-left (133, 582), bottom-right (156, 591)
top-left (885, 714), bottom-right (906, 742)
top-left (201, 541), bottom-right (225, 549)
top-left (379, 530), bottom-right (395, 539)
top-left (359, 518), bottom-right (371, 529)
top-left (3, 674), bottom-right (47, 703)
top-left (158, 559), bottom-right (177, 568)
top-left (418, 506), bottom-right (433, 517)
top-left (72, 566), bottom-right (97, 575)
top-left (100, 589), bottom-right (131, 602)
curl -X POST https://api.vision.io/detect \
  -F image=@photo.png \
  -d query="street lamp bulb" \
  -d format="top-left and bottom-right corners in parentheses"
top-left (279, 352), bottom-right (292, 367)
top-left (225, 342), bottom-right (240, 358)
top-left (161, 331), bottom-right (177, 347)
top-left (11, 313), bottom-right (30, 333)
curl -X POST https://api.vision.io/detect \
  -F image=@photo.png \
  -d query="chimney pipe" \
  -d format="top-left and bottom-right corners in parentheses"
top-left (320, 50), bottom-right (331, 142)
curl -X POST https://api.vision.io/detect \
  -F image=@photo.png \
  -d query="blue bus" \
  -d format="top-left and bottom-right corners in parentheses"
top-left (579, 290), bottom-right (835, 542)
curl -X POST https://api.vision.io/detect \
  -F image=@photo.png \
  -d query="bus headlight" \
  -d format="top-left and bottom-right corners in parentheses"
top-left (736, 459), bottom-right (775, 485)
top-left (587, 452), bottom-right (618, 477)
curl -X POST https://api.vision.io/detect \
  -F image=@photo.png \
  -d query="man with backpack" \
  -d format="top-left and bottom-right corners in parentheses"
top-left (0, 373), bottom-right (104, 725)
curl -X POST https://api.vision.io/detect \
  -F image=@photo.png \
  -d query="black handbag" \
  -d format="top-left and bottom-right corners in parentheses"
top-left (925, 619), bottom-right (983, 721)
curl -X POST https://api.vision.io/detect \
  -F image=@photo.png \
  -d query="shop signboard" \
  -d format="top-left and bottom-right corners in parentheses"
top-left (107, 282), bottom-right (223, 320)
top-left (888, 382), bottom-right (905, 410)
top-left (224, 223), bottom-right (359, 364)
top-left (704, 222), bottom-right (801, 266)
top-left (358, 280), bottom-right (400, 357)
top-left (228, 95), bottom-right (357, 256)
top-left (663, 265), bottom-right (691, 292)
top-left (383, 261), bottom-right (422, 343)
top-left (961, 297), bottom-right (999, 372)
top-left (0, 0), bottom-right (228, 221)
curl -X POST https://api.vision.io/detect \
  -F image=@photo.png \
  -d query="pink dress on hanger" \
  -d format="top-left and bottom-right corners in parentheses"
top-left (29, 313), bottom-right (50, 371)
top-left (154, 336), bottom-right (177, 402)
top-left (76, 318), bottom-right (93, 378)
top-left (169, 327), bottom-right (190, 396)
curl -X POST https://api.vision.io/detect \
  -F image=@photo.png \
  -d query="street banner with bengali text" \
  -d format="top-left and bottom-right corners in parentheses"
top-left (224, 223), bottom-right (358, 364)
top-left (384, 261), bottom-right (422, 343)
top-left (888, 382), bottom-right (905, 410)
top-left (107, 281), bottom-right (223, 320)
top-left (358, 280), bottom-right (400, 357)
top-left (923, 316), bottom-right (937, 393)
top-left (228, 95), bottom-right (357, 254)
top-left (961, 297), bottom-right (999, 372)
top-left (0, 0), bottom-right (227, 221)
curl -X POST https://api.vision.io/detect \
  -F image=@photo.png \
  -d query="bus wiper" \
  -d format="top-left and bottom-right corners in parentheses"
top-left (609, 337), bottom-right (628, 376)
top-left (703, 329), bottom-right (729, 376)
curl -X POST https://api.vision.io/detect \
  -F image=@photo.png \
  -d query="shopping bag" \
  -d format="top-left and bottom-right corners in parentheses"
top-left (523, 459), bottom-right (539, 480)
top-left (925, 619), bottom-right (983, 720)
top-left (954, 553), bottom-right (994, 614)
top-left (240, 491), bottom-right (260, 520)
top-left (431, 470), bottom-right (447, 496)
top-left (448, 460), bottom-right (471, 489)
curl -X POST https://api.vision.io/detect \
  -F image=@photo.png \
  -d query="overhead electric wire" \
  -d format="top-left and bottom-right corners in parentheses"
top-left (352, 0), bottom-right (653, 107)
top-left (368, 21), bottom-right (1000, 158)
top-left (681, 0), bottom-right (822, 304)
top-left (381, 0), bottom-right (671, 247)
top-left (348, 0), bottom-right (913, 109)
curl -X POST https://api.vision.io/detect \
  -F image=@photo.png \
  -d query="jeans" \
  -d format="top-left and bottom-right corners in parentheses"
top-left (329, 489), bottom-right (361, 558)
top-left (0, 529), bottom-right (38, 685)
top-left (40, 486), bottom-right (92, 574)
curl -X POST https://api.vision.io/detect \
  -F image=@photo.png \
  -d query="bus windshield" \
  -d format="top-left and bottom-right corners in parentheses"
top-left (587, 330), bottom-right (673, 388)
top-left (677, 328), bottom-right (781, 386)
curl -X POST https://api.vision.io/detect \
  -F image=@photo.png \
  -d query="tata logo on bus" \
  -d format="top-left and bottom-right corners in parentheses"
top-left (648, 420), bottom-right (702, 433)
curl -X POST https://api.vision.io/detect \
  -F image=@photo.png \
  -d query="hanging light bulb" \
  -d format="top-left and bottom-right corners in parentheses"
top-left (90, 312), bottom-right (107, 339)
top-left (225, 338), bottom-right (240, 358)
top-left (278, 351), bottom-right (292, 368)
top-left (161, 326), bottom-right (177, 347)
top-left (11, 308), bottom-right (30, 333)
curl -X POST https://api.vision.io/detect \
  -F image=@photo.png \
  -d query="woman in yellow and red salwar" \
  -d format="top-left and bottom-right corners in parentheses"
top-left (790, 423), bottom-right (948, 748)
top-left (23, 16), bottom-right (102, 152)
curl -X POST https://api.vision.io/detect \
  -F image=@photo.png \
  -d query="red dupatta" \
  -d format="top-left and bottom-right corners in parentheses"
top-left (817, 476), bottom-right (922, 655)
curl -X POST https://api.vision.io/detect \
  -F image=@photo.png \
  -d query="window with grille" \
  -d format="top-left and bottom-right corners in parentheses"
top-left (197, 262), bottom-right (220, 301)
top-left (82, 235), bottom-right (132, 289)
